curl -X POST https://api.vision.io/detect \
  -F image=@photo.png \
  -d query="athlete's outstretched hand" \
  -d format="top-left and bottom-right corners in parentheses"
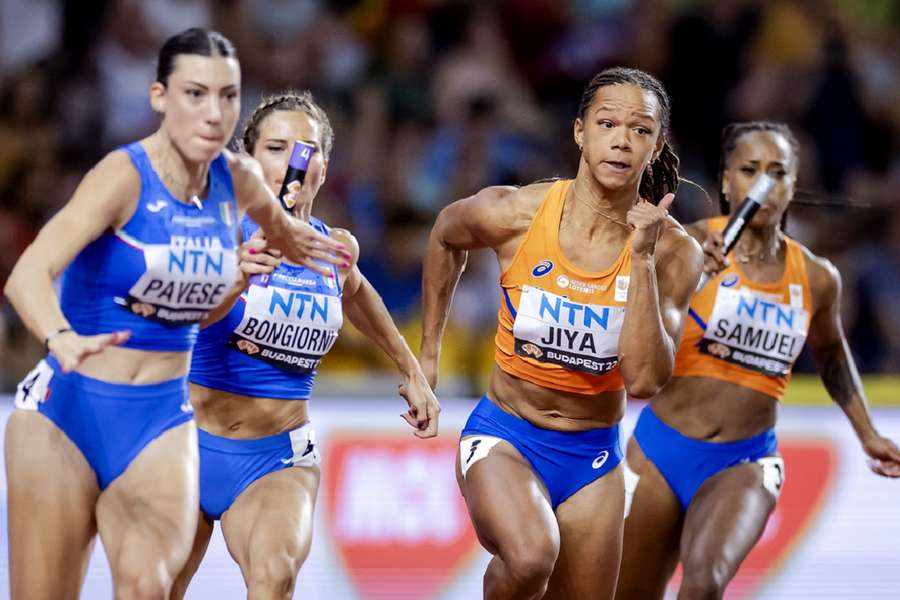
top-left (399, 372), bottom-right (440, 439)
top-left (266, 181), bottom-right (350, 277)
top-left (239, 229), bottom-right (282, 279)
top-left (47, 330), bottom-right (131, 373)
top-left (628, 193), bottom-right (675, 256)
top-left (701, 229), bottom-right (729, 277)
top-left (862, 434), bottom-right (900, 478)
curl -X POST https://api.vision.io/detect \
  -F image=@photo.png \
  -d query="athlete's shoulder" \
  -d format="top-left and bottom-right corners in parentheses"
top-left (79, 149), bottom-right (142, 205)
top-left (794, 239), bottom-right (840, 303)
top-left (450, 183), bottom-right (537, 227)
top-left (328, 227), bottom-right (360, 267)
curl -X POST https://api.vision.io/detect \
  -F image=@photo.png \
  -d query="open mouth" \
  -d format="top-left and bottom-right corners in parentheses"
top-left (602, 160), bottom-right (630, 172)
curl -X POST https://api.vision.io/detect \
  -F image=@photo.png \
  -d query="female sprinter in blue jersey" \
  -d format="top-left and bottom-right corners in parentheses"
top-left (170, 91), bottom-right (440, 599)
top-left (3, 29), bottom-right (348, 600)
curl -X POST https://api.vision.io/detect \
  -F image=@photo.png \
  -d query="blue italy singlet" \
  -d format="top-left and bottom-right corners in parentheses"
top-left (190, 216), bottom-right (342, 400)
top-left (59, 142), bottom-right (239, 352)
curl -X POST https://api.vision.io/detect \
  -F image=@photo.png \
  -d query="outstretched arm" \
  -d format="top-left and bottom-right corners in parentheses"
top-left (336, 229), bottom-right (440, 438)
top-left (229, 153), bottom-right (349, 275)
top-left (807, 259), bottom-right (900, 478)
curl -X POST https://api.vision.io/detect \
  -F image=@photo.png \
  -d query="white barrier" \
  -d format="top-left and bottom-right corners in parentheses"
top-left (1, 398), bottom-right (898, 599)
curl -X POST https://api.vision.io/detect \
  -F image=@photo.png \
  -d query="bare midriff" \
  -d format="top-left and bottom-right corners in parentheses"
top-left (189, 383), bottom-right (309, 439)
top-left (487, 364), bottom-right (625, 431)
top-left (650, 376), bottom-right (778, 441)
top-left (76, 346), bottom-right (190, 384)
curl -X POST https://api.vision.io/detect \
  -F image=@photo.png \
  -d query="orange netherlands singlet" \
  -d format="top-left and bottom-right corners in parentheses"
top-left (673, 216), bottom-right (813, 399)
top-left (494, 179), bottom-right (631, 395)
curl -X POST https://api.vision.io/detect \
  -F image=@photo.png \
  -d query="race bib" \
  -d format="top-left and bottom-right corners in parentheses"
top-left (229, 284), bottom-right (343, 373)
top-left (15, 359), bottom-right (54, 410)
top-left (512, 285), bottom-right (623, 375)
top-left (700, 286), bottom-right (808, 377)
top-left (120, 237), bottom-right (237, 325)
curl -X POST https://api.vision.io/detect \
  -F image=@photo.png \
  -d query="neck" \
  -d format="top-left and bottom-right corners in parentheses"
top-left (734, 224), bottom-right (783, 263)
top-left (567, 164), bottom-right (637, 233)
top-left (150, 131), bottom-right (211, 203)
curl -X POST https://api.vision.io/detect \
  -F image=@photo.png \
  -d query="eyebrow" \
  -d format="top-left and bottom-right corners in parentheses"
top-left (593, 105), bottom-right (656, 120)
top-left (262, 137), bottom-right (319, 146)
top-left (182, 81), bottom-right (239, 92)
top-left (744, 159), bottom-right (788, 167)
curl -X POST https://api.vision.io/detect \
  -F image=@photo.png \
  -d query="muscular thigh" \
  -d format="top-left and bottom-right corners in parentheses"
top-left (96, 420), bottom-right (199, 578)
top-left (680, 461), bottom-right (777, 583)
top-left (220, 465), bottom-right (320, 570)
top-left (5, 411), bottom-right (100, 600)
top-left (457, 436), bottom-right (559, 557)
top-left (544, 464), bottom-right (625, 600)
top-left (615, 437), bottom-right (683, 600)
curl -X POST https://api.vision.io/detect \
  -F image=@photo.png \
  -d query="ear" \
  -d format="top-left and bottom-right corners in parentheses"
top-left (651, 135), bottom-right (665, 163)
top-left (573, 118), bottom-right (584, 151)
top-left (149, 81), bottom-right (167, 114)
top-left (319, 159), bottom-right (329, 186)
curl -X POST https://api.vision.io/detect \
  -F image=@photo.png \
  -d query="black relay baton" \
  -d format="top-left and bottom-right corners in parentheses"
top-left (696, 173), bottom-right (776, 290)
top-left (249, 141), bottom-right (317, 287)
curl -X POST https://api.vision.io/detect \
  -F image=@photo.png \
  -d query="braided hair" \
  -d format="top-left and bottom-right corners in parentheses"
top-left (577, 67), bottom-right (679, 203)
top-left (238, 90), bottom-right (334, 160)
top-left (718, 121), bottom-right (799, 216)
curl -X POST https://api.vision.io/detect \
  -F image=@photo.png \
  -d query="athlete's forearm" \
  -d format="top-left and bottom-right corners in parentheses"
top-left (814, 338), bottom-right (879, 442)
top-left (420, 228), bottom-right (468, 362)
top-left (618, 253), bottom-right (674, 398)
top-left (200, 281), bottom-right (245, 329)
top-left (245, 191), bottom-right (291, 245)
top-left (345, 277), bottom-right (419, 377)
top-left (4, 249), bottom-right (72, 344)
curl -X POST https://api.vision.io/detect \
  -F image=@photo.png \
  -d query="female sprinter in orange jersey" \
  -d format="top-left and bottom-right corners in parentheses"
top-left (421, 67), bottom-right (703, 599)
top-left (615, 122), bottom-right (900, 600)
top-left (3, 29), bottom-right (347, 600)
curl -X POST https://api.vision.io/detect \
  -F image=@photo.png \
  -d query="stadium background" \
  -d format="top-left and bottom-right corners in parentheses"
top-left (0, 0), bottom-right (898, 598)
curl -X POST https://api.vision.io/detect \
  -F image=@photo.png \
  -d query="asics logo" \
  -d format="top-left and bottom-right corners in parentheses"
top-left (592, 450), bottom-right (609, 470)
top-left (281, 440), bottom-right (316, 465)
top-left (147, 200), bottom-right (168, 213)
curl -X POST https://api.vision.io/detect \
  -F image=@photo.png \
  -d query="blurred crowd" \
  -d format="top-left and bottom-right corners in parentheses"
top-left (0, 0), bottom-right (898, 394)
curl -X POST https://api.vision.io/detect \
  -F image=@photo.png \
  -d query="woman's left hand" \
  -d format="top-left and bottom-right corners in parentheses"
top-left (627, 193), bottom-right (675, 256)
top-left (398, 372), bottom-right (441, 439)
top-left (862, 434), bottom-right (900, 478)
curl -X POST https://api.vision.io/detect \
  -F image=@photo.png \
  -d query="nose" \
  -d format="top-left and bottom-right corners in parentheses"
top-left (205, 96), bottom-right (222, 124)
top-left (609, 125), bottom-right (631, 152)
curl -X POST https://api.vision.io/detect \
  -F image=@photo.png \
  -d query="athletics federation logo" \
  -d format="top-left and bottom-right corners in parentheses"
top-left (532, 260), bottom-right (553, 277)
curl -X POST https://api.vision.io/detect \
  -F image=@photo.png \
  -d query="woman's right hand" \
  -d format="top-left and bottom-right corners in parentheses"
top-left (48, 330), bottom-right (131, 373)
top-left (701, 229), bottom-right (730, 276)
